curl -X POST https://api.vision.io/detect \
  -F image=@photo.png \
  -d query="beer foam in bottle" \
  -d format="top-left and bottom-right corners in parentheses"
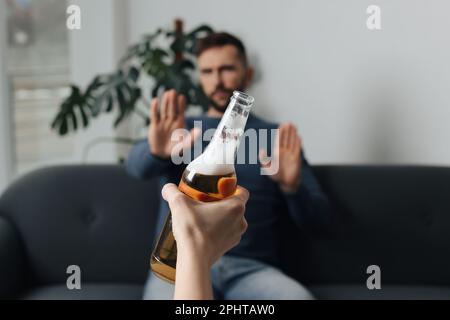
top-left (186, 136), bottom-right (238, 176)
top-left (186, 90), bottom-right (251, 176)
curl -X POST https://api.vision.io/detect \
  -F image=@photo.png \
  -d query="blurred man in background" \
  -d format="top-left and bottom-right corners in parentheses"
top-left (126, 32), bottom-right (330, 299)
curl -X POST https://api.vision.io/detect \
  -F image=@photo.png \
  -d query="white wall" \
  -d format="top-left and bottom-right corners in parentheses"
top-left (68, 0), bottom-right (129, 163)
top-left (128, 0), bottom-right (450, 165)
top-left (0, 0), bottom-right (13, 194)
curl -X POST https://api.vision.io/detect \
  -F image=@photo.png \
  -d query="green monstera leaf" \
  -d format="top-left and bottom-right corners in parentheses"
top-left (52, 22), bottom-right (213, 136)
top-left (52, 68), bottom-right (142, 135)
top-left (51, 85), bottom-right (88, 135)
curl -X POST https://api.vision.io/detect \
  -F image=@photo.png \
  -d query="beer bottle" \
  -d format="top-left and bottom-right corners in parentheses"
top-left (150, 90), bottom-right (254, 283)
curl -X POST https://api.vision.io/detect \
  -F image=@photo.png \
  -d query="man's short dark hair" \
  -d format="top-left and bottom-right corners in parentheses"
top-left (195, 32), bottom-right (248, 67)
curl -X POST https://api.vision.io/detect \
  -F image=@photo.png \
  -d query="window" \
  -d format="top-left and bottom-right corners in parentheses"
top-left (6, 0), bottom-right (75, 175)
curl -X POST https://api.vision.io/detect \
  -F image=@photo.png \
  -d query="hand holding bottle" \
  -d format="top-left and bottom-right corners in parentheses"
top-left (162, 183), bottom-right (249, 268)
top-left (161, 183), bottom-right (249, 300)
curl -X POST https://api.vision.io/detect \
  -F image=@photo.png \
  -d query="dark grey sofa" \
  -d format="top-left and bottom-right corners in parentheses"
top-left (0, 165), bottom-right (449, 300)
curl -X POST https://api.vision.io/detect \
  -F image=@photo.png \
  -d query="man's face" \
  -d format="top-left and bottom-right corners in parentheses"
top-left (197, 45), bottom-right (248, 112)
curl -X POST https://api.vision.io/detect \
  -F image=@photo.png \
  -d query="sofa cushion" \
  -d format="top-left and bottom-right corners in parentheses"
top-left (281, 166), bottom-right (450, 288)
top-left (0, 165), bottom-right (160, 286)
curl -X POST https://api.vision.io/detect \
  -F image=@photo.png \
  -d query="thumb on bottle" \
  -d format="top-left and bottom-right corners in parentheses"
top-left (161, 183), bottom-right (180, 202)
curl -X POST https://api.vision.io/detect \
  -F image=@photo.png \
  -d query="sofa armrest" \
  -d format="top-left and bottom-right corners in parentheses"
top-left (0, 215), bottom-right (26, 299)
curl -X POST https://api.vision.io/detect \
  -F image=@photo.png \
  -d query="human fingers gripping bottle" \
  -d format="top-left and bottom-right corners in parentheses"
top-left (150, 91), bottom-right (254, 283)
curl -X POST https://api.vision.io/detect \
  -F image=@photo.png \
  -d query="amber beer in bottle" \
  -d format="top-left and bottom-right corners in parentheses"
top-left (150, 91), bottom-right (254, 283)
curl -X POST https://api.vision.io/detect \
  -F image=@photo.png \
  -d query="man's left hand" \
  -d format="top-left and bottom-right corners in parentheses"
top-left (259, 123), bottom-right (302, 193)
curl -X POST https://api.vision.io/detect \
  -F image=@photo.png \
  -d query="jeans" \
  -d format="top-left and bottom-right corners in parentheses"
top-left (143, 255), bottom-right (314, 300)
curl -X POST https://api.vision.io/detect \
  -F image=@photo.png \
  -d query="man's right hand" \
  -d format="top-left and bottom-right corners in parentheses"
top-left (148, 89), bottom-right (200, 159)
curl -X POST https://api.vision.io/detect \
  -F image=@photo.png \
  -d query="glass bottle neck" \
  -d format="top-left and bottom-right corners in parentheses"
top-left (187, 91), bottom-right (254, 174)
top-left (206, 91), bottom-right (253, 163)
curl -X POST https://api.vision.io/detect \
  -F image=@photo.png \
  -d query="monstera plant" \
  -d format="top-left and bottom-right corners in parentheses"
top-left (51, 20), bottom-right (213, 136)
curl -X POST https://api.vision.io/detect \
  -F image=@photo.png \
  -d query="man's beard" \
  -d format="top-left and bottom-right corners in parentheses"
top-left (207, 83), bottom-right (246, 113)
